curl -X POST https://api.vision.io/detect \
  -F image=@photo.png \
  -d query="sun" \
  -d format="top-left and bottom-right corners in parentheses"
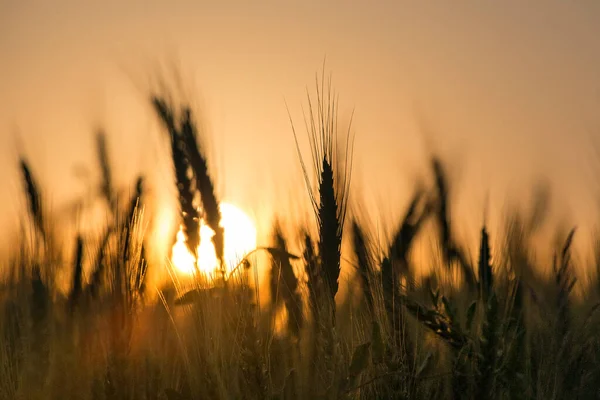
top-left (171, 203), bottom-right (257, 276)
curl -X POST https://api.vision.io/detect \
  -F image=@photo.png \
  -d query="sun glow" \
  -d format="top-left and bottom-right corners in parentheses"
top-left (171, 203), bottom-right (257, 276)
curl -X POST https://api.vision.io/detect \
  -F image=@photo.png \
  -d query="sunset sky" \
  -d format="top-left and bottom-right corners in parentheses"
top-left (1, 1), bottom-right (600, 262)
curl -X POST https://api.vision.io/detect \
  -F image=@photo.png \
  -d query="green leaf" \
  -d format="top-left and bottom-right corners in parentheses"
top-left (416, 351), bottom-right (433, 377)
top-left (349, 342), bottom-right (371, 378)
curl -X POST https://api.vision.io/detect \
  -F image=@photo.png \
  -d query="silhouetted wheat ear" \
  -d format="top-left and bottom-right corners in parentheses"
top-left (121, 176), bottom-right (144, 271)
top-left (431, 158), bottom-right (450, 247)
top-left (400, 294), bottom-right (467, 350)
top-left (126, 177), bottom-right (144, 222)
top-left (152, 96), bottom-right (200, 261)
top-left (96, 130), bottom-right (115, 211)
top-left (269, 225), bottom-right (283, 306)
top-left (384, 199), bottom-right (422, 354)
top-left (68, 235), bottom-right (84, 312)
top-left (380, 187), bottom-right (431, 338)
top-left (88, 226), bottom-right (112, 299)
top-left (389, 188), bottom-right (431, 282)
top-left (19, 158), bottom-right (46, 242)
top-left (318, 157), bottom-right (341, 299)
top-left (135, 243), bottom-right (148, 294)
top-left (527, 181), bottom-right (551, 234)
top-left (352, 220), bottom-right (374, 314)
top-left (478, 226), bottom-right (493, 302)
top-left (180, 107), bottom-right (224, 269)
top-left (126, 177), bottom-right (146, 296)
top-left (431, 157), bottom-right (475, 288)
top-left (555, 228), bottom-right (576, 337)
top-left (289, 72), bottom-right (354, 326)
top-left (270, 222), bottom-right (303, 336)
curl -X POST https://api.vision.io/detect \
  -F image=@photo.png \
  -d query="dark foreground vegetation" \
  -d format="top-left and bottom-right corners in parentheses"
top-left (1, 76), bottom-right (599, 400)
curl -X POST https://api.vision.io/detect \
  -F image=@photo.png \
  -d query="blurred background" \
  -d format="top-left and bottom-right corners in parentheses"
top-left (1, 0), bottom-right (600, 267)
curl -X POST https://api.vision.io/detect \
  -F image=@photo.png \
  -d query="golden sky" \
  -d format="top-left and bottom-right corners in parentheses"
top-left (1, 1), bottom-right (600, 261)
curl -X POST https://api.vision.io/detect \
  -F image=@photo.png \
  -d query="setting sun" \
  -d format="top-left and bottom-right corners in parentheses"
top-left (171, 203), bottom-right (257, 276)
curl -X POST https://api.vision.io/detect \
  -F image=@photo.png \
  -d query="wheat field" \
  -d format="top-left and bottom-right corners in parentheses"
top-left (1, 77), bottom-right (599, 400)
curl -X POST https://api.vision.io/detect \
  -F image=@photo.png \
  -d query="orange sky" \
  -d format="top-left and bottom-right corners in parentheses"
top-left (1, 1), bottom-right (600, 267)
